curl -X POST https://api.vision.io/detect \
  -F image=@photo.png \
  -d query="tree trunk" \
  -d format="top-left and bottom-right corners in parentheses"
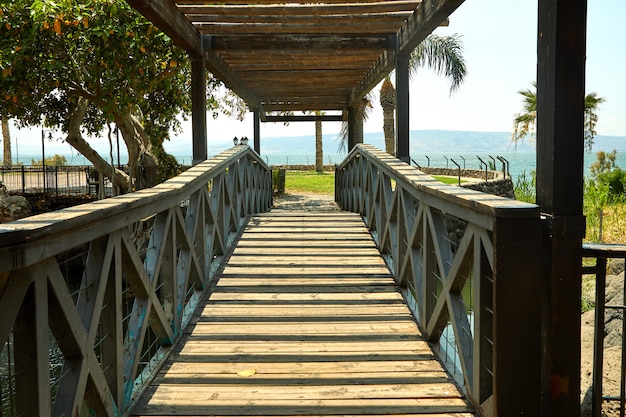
top-left (315, 119), bottom-right (323, 173)
top-left (379, 76), bottom-right (396, 155)
top-left (114, 110), bottom-right (159, 189)
top-left (2, 117), bottom-right (11, 167)
top-left (64, 98), bottom-right (130, 190)
top-left (382, 105), bottom-right (395, 155)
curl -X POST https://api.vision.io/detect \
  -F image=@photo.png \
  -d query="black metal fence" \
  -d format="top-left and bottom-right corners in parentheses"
top-left (0, 165), bottom-right (166, 197)
top-left (582, 243), bottom-right (626, 417)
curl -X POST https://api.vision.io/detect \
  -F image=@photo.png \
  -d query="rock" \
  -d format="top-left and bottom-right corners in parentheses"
top-left (0, 183), bottom-right (31, 223)
top-left (609, 258), bottom-right (625, 276)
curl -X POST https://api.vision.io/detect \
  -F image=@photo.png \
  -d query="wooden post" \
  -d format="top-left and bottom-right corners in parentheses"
top-left (395, 52), bottom-right (410, 162)
top-left (191, 54), bottom-right (207, 165)
top-left (14, 277), bottom-right (51, 416)
top-left (492, 215), bottom-right (542, 416)
top-left (347, 106), bottom-right (363, 150)
top-left (536, 1), bottom-right (587, 416)
top-left (253, 109), bottom-right (261, 153)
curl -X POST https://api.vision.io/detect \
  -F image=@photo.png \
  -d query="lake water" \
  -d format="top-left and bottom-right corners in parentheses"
top-left (10, 149), bottom-right (626, 181)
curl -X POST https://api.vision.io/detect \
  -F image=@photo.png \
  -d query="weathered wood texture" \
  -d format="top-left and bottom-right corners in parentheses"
top-left (126, 0), bottom-right (463, 113)
top-left (0, 147), bottom-right (272, 417)
top-left (131, 211), bottom-right (473, 417)
top-left (335, 145), bottom-right (543, 417)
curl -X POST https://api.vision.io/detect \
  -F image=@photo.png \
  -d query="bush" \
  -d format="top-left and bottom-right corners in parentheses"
top-left (514, 170), bottom-right (536, 203)
top-left (597, 168), bottom-right (626, 200)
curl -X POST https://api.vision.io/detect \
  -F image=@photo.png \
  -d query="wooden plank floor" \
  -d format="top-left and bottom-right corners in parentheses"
top-left (132, 211), bottom-right (474, 417)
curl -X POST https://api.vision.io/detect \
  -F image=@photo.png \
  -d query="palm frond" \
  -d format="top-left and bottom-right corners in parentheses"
top-left (409, 33), bottom-right (467, 94)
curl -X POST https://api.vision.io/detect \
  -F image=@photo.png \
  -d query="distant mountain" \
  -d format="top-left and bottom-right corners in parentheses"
top-left (257, 130), bottom-right (626, 154)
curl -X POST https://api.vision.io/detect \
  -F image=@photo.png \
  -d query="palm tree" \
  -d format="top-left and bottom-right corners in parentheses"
top-left (338, 94), bottom-right (373, 153)
top-left (512, 82), bottom-right (605, 152)
top-left (379, 33), bottom-right (467, 155)
top-left (2, 116), bottom-right (11, 167)
top-left (379, 77), bottom-right (396, 154)
top-left (315, 112), bottom-right (323, 173)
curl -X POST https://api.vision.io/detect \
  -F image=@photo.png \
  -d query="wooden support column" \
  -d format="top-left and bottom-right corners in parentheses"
top-left (395, 52), bottom-right (410, 162)
top-left (191, 54), bottom-right (207, 165)
top-left (347, 106), bottom-right (363, 150)
top-left (492, 215), bottom-right (542, 416)
top-left (536, 1), bottom-right (587, 416)
top-left (14, 277), bottom-right (51, 416)
top-left (253, 109), bottom-right (261, 153)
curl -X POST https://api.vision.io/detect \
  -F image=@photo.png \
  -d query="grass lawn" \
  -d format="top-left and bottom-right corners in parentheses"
top-left (432, 175), bottom-right (467, 185)
top-left (284, 170), bottom-right (335, 194)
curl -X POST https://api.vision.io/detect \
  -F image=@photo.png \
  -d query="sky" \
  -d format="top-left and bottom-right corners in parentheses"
top-left (7, 0), bottom-right (626, 156)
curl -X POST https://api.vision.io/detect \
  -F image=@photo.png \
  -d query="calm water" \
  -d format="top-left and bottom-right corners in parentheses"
top-left (10, 150), bottom-right (626, 181)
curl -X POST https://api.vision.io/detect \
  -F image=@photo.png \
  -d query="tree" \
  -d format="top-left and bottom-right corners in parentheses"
top-left (0, 0), bottom-right (240, 190)
top-left (315, 117), bottom-right (323, 173)
top-left (379, 77), bottom-right (396, 155)
top-left (1, 116), bottom-right (10, 167)
top-left (378, 33), bottom-right (466, 155)
top-left (512, 82), bottom-right (605, 152)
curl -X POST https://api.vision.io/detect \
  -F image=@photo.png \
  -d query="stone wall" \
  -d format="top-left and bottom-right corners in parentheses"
top-left (461, 178), bottom-right (515, 199)
top-left (418, 166), bottom-right (504, 180)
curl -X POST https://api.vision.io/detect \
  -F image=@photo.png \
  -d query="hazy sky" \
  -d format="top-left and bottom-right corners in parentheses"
top-left (8, 0), bottom-right (626, 154)
top-left (173, 0), bottom-right (626, 143)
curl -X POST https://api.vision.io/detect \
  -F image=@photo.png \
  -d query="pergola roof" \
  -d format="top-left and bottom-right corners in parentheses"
top-left (127, 0), bottom-right (464, 116)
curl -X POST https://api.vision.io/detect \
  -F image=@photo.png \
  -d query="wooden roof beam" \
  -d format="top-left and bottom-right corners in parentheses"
top-left (189, 13), bottom-right (412, 25)
top-left (210, 34), bottom-right (395, 50)
top-left (263, 114), bottom-right (344, 123)
top-left (179, 1), bottom-right (422, 16)
top-left (203, 40), bottom-right (261, 108)
top-left (397, 0), bottom-right (463, 53)
top-left (195, 21), bottom-right (404, 35)
top-left (126, 0), bottom-right (202, 53)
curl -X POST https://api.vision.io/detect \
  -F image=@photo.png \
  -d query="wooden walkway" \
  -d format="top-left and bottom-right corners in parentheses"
top-left (132, 210), bottom-right (474, 417)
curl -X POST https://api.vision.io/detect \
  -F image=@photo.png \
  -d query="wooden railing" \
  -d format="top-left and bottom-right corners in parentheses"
top-left (0, 146), bottom-right (272, 417)
top-left (582, 243), bottom-right (626, 417)
top-left (335, 144), bottom-right (543, 417)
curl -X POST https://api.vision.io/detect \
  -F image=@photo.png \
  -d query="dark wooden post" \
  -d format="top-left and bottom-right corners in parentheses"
top-left (14, 277), bottom-right (50, 416)
top-left (347, 106), bottom-right (363, 150)
top-left (253, 109), bottom-right (261, 153)
top-left (191, 54), bottom-right (207, 165)
top-left (395, 52), bottom-right (410, 162)
top-left (536, 1), bottom-right (587, 415)
top-left (492, 214), bottom-right (542, 416)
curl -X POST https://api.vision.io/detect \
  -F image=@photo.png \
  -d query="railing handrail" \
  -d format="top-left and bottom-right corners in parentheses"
top-left (335, 144), bottom-right (543, 417)
top-left (337, 144), bottom-right (538, 225)
top-left (0, 145), bottom-right (272, 416)
top-left (0, 146), bottom-right (268, 270)
top-left (581, 242), bottom-right (626, 417)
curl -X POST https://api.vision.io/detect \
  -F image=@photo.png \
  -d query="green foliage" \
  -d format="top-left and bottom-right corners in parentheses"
top-left (583, 178), bottom-right (611, 242)
top-left (272, 169), bottom-right (285, 195)
top-left (597, 168), bottom-right (626, 199)
top-left (514, 170), bottom-right (536, 203)
top-left (590, 149), bottom-right (618, 178)
top-left (511, 82), bottom-right (605, 151)
top-left (31, 154), bottom-right (68, 166)
top-left (410, 33), bottom-right (467, 94)
top-left (0, 0), bottom-right (244, 187)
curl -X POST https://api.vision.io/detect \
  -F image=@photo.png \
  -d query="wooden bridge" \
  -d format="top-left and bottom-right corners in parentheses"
top-left (0, 0), bottom-right (595, 414)
top-left (133, 209), bottom-right (473, 416)
top-left (1, 146), bottom-right (543, 417)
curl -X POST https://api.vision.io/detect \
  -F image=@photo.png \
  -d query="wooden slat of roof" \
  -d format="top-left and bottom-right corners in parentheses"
top-left (127, 0), bottom-right (465, 114)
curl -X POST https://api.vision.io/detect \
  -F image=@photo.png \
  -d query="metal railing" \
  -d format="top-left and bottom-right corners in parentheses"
top-left (0, 146), bottom-right (272, 416)
top-left (0, 164), bottom-right (169, 198)
top-left (582, 243), bottom-right (626, 417)
top-left (335, 144), bottom-right (543, 417)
